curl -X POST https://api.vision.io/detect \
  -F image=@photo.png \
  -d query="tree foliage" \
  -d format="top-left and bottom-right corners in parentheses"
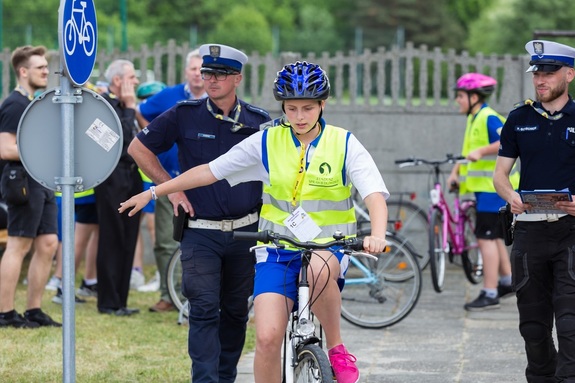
top-left (2, 0), bottom-right (558, 57)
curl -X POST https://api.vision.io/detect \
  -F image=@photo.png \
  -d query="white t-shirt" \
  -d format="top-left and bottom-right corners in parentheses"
top-left (209, 127), bottom-right (389, 201)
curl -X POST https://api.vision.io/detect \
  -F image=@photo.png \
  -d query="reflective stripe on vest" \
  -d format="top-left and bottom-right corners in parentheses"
top-left (260, 125), bottom-right (356, 243)
top-left (55, 188), bottom-right (95, 198)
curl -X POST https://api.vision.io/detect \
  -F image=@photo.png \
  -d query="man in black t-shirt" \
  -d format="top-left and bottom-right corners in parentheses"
top-left (0, 46), bottom-right (60, 328)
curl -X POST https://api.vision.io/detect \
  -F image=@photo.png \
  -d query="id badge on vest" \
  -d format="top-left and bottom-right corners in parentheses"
top-left (284, 206), bottom-right (322, 242)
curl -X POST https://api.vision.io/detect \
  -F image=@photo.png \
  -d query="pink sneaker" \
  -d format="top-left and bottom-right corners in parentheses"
top-left (328, 344), bottom-right (359, 383)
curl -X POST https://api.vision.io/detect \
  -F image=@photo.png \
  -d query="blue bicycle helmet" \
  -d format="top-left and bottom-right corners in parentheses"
top-left (273, 61), bottom-right (330, 101)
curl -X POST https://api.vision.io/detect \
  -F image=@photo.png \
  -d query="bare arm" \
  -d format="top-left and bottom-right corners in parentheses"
top-left (128, 138), bottom-right (172, 185)
top-left (128, 137), bottom-right (195, 216)
top-left (362, 192), bottom-right (388, 253)
top-left (493, 156), bottom-right (524, 214)
top-left (0, 132), bottom-right (19, 160)
top-left (119, 163), bottom-right (217, 217)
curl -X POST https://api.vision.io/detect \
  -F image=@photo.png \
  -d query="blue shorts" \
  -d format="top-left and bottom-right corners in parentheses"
top-left (253, 248), bottom-right (348, 303)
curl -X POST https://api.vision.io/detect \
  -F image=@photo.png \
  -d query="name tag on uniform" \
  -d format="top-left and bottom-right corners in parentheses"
top-left (284, 206), bottom-right (321, 242)
top-left (197, 133), bottom-right (215, 139)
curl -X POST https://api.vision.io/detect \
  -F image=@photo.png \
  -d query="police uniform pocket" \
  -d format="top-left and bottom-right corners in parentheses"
top-left (561, 127), bottom-right (575, 147)
top-left (511, 247), bottom-right (529, 291)
top-left (569, 246), bottom-right (575, 281)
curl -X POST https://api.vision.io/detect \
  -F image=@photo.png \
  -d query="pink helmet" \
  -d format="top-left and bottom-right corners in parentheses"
top-left (454, 73), bottom-right (497, 97)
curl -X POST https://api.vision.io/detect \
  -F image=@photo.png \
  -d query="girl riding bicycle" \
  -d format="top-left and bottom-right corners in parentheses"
top-left (119, 61), bottom-right (389, 383)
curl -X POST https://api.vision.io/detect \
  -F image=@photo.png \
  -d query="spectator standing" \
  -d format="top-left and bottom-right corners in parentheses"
top-left (119, 60), bottom-right (389, 383)
top-left (137, 49), bottom-right (207, 312)
top-left (95, 59), bottom-right (142, 316)
top-left (447, 73), bottom-right (518, 311)
top-left (494, 40), bottom-right (575, 382)
top-left (0, 45), bottom-right (61, 328)
top-left (127, 44), bottom-right (270, 382)
top-left (50, 189), bottom-right (99, 304)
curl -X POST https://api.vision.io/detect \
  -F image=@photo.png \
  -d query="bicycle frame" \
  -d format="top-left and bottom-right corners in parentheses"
top-left (430, 181), bottom-right (475, 257)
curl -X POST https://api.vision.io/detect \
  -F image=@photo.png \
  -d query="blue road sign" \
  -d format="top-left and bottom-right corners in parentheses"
top-left (59, 0), bottom-right (98, 86)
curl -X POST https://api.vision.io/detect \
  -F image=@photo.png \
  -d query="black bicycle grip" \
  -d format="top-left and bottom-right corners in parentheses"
top-left (233, 230), bottom-right (272, 243)
top-left (346, 237), bottom-right (365, 251)
top-left (394, 158), bottom-right (413, 164)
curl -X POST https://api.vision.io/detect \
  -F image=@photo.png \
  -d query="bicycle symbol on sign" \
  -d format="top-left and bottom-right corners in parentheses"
top-left (64, 0), bottom-right (96, 56)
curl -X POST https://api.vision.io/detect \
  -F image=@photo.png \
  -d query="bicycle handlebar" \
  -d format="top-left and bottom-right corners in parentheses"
top-left (394, 154), bottom-right (467, 168)
top-left (233, 230), bottom-right (365, 252)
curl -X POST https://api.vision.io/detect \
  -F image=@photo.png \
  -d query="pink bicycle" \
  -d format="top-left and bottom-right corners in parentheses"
top-left (395, 154), bottom-right (482, 293)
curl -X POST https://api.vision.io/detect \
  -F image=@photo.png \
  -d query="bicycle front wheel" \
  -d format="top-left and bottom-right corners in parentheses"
top-left (386, 200), bottom-right (429, 269)
top-left (429, 208), bottom-right (446, 293)
top-left (166, 248), bottom-right (187, 316)
top-left (341, 230), bottom-right (422, 329)
top-left (461, 203), bottom-right (483, 284)
top-left (293, 344), bottom-right (333, 383)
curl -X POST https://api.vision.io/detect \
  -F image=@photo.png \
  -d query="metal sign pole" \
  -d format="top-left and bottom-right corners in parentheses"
top-left (59, 76), bottom-right (76, 383)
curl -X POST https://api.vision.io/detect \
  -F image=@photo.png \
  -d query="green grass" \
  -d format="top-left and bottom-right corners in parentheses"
top-left (0, 264), bottom-right (255, 383)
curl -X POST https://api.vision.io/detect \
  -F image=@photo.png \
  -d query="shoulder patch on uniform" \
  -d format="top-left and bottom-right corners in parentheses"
top-left (512, 99), bottom-right (534, 110)
top-left (245, 103), bottom-right (270, 119)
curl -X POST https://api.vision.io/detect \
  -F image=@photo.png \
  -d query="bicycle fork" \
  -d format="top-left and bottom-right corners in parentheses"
top-left (284, 254), bottom-right (321, 382)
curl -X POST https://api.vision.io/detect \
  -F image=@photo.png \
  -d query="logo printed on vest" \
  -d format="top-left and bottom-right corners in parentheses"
top-left (319, 162), bottom-right (331, 174)
top-left (308, 162), bottom-right (338, 187)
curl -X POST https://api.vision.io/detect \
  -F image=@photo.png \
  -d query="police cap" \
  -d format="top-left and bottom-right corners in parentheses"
top-left (525, 40), bottom-right (575, 73)
top-left (199, 44), bottom-right (248, 74)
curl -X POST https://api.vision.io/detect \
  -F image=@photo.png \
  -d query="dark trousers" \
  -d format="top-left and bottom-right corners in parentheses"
top-left (511, 215), bottom-right (575, 383)
top-left (180, 222), bottom-right (256, 383)
top-left (95, 163), bottom-right (142, 310)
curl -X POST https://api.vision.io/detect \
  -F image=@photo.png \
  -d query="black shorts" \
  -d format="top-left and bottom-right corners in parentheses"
top-left (7, 180), bottom-right (58, 238)
top-left (474, 212), bottom-right (503, 240)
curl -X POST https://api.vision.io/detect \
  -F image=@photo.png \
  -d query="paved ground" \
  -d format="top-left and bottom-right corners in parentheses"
top-left (236, 263), bottom-right (528, 382)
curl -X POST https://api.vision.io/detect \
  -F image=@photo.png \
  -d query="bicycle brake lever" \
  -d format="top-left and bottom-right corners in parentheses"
top-left (352, 251), bottom-right (379, 260)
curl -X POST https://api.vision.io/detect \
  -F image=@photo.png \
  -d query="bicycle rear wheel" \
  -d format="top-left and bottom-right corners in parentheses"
top-left (340, 230), bottom-right (422, 328)
top-left (461, 203), bottom-right (483, 284)
top-left (166, 248), bottom-right (187, 316)
top-left (429, 208), bottom-right (446, 293)
top-left (386, 200), bottom-right (429, 269)
top-left (293, 344), bottom-right (333, 383)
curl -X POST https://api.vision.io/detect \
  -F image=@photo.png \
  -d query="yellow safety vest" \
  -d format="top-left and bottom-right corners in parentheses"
top-left (459, 106), bottom-right (519, 193)
top-left (260, 124), bottom-right (356, 243)
top-left (55, 188), bottom-right (95, 199)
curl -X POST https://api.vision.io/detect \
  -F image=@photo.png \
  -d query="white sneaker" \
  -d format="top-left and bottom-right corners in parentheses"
top-left (130, 269), bottom-right (145, 290)
top-left (138, 271), bottom-right (160, 292)
top-left (46, 276), bottom-right (61, 291)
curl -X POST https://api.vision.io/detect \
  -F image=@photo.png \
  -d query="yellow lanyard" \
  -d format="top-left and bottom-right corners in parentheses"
top-left (206, 99), bottom-right (247, 132)
top-left (291, 142), bottom-right (307, 207)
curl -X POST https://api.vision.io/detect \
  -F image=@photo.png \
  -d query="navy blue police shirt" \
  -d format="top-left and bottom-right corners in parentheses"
top-left (137, 97), bottom-right (270, 220)
top-left (498, 98), bottom-right (575, 194)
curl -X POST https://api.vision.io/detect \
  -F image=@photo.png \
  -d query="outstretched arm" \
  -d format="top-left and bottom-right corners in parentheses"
top-left (119, 163), bottom-right (217, 217)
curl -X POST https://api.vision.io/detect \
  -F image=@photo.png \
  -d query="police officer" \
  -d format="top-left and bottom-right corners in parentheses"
top-left (494, 40), bottom-right (575, 382)
top-left (127, 44), bottom-right (270, 382)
